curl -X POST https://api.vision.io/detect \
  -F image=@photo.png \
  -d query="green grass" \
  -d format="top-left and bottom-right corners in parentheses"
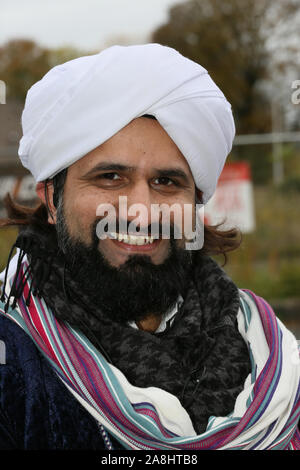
top-left (221, 185), bottom-right (300, 311)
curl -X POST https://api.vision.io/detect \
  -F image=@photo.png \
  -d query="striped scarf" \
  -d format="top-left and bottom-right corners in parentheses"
top-left (0, 261), bottom-right (299, 450)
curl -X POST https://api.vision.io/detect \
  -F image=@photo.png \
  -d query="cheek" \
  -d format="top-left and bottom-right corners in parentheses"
top-left (167, 200), bottom-right (196, 240)
top-left (64, 191), bottom-right (106, 242)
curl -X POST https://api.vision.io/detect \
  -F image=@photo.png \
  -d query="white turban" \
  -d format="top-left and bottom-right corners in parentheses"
top-left (18, 43), bottom-right (235, 204)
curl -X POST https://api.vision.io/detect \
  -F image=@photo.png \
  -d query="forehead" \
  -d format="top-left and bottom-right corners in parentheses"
top-left (67, 117), bottom-right (193, 178)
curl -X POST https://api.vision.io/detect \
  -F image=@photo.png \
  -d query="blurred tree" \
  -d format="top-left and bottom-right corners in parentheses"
top-left (47, 46), bottom-right (91, 69)
top-left (0, 40), bottom-right (87, 102)
top-left (0, 40), bottom-right (52, 102)
top-left (152, 0), bottom-right (300, 135)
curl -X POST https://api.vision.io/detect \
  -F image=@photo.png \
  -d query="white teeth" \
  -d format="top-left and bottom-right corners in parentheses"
top-left (109, 232), bottom-right (118, 239)
top-left (109, 232), bottom-right (155, 245)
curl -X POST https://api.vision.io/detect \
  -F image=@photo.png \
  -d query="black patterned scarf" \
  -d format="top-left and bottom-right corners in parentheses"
top-left (1, 224), bottom-right (251, 434)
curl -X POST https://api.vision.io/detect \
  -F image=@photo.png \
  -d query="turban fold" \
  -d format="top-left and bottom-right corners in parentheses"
top-left (18, 43), bottom-right (235, 204)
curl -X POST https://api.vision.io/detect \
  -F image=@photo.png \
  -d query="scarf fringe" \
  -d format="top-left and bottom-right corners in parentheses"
top-left (0, 232), bottom-right (55, 312)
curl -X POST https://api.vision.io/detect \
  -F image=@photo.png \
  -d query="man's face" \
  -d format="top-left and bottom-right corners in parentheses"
top-left (59, 117), bottom-right (197, 267)
top-left (48, 117), bottom-right (201, 326)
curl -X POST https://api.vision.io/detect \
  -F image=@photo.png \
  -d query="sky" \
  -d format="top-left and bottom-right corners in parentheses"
top-left (0, 0), bottom-right (184, 51)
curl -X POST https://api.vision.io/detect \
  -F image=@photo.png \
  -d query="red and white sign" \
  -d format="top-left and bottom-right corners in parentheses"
top-left (204, 162), bottom-right (256, 233)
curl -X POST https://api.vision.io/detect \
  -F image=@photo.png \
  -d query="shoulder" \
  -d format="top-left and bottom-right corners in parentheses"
top-left (0, 311), bottom-right (114, 450)
top-left (0, 310), bottom-right (43, 368)
top-left (238, 288), bottom-right (275, 319)
top-left (237, 288), bottom-right (277, 333)
top-left (237, 288), bottom-right (299, 358)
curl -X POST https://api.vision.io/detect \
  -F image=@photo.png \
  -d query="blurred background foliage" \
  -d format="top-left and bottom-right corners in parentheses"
top-left (152, 0), bottom-right (300, 134)
top-left (0, 0), bottom-right (299, 326)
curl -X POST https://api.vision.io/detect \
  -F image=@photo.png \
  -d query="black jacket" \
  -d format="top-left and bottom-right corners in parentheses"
top-left (0, 314), bottom-right (123, 450)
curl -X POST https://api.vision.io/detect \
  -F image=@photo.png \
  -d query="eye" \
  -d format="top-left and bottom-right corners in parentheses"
top-left (92, 172), bottom-right (124, 187)
top-left (153, 177), bottom-right (178, 187)
top-left (99, 172), bottom-right (121, 180)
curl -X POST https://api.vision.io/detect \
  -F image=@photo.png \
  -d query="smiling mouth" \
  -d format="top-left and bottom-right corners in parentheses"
top-left (108, 231), bottom-right (158, 246)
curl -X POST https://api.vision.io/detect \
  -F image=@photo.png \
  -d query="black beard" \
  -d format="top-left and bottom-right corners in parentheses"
top-left (56, 209), bottom-right (194, 325)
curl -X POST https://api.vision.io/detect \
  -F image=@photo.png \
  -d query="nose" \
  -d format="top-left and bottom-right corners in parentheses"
top-left (119, 180), bottom-right (160, 233)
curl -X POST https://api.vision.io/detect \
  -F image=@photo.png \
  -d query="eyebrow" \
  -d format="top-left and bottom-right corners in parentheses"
top-left (82, 161), bottom-right (191, 184)
top-left (82, 162), bottom-right (135, 178)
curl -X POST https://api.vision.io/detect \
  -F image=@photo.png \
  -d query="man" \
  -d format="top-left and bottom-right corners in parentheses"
top-left (0, 44), bottom-right (299, 450)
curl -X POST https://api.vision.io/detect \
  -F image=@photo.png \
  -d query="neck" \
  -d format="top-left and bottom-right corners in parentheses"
top-left (136, 313), bottom-right (163, 333)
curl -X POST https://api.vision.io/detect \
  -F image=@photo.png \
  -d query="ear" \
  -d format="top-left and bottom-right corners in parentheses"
top-left (196, 188), bottom-right (203, 204)
top-left (36, 181), bottom-right (57, 225)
